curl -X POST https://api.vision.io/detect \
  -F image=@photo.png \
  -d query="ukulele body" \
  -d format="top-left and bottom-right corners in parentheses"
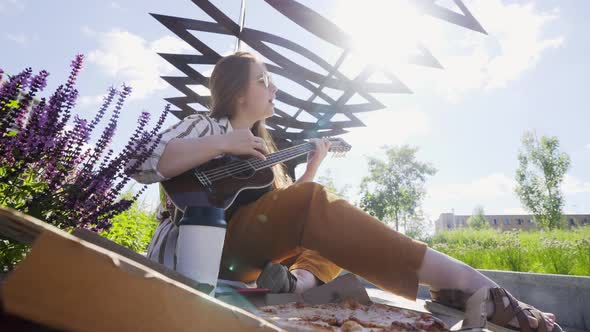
top-left (161, 154), bottom-right (274, 211)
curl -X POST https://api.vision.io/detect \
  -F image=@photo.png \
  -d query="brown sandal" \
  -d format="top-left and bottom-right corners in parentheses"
top-left (430, 287), bottom-right (562, 332)
top-left (430, 288), bottom-right (470, 311)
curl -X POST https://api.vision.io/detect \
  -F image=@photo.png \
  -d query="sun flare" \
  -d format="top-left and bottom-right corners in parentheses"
top-left (334, 0), bottom-right (426, 67)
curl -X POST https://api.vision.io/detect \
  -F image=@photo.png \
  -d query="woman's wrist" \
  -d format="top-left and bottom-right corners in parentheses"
top-left (306, 163), bottom-right (320, 175)
top-left (295, 170), bottom-right (313, 184)
top-left (301, 166), bottom-right (318, 182)
top-left (209, 134), bottom-right (229, 155)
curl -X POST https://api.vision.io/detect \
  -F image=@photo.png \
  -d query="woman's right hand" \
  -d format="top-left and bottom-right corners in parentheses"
top-left (220, 129), bottom-right (268, 160)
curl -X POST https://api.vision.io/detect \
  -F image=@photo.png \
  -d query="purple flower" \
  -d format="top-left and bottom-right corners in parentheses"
top-left (1, 55), bottom-right (171, 232)
top-left (89, 86), bottom-right (117, 132)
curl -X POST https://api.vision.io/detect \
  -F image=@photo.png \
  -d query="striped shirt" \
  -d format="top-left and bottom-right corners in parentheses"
top-left (126, 113), bottom-right (233, 269)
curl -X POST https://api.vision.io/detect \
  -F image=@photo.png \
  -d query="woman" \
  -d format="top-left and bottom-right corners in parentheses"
top-left (126, 52), bottom-right (558, 332)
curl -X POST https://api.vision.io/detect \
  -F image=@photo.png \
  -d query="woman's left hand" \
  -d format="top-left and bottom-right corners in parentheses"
top-left (306, 138), bottom-right (331, 172)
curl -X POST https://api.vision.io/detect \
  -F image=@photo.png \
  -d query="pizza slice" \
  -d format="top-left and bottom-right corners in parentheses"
top-left (257, 299), bottom-right (449, 332)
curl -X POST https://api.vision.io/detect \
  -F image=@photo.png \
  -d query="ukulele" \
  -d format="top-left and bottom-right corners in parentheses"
top-left (161, 137), bottom-right (351, 211)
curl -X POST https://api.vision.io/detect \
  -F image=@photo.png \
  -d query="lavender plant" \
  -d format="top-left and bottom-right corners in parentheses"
top-left (0, 55), bottom-right (168, 232)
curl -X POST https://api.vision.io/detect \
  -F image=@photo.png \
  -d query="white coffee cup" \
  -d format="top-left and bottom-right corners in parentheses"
top-left (175, 206), bottom-right (227, 296)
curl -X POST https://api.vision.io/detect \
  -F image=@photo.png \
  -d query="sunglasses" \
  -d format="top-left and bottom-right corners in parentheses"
top-left (256, 72), bottom-right (274, 88)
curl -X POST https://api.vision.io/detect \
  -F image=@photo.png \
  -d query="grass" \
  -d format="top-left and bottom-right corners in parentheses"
top-left (427, 226), bottom-right (590, 276)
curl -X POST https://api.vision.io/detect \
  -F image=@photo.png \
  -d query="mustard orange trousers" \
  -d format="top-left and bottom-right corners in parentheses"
top-left (219, 182), bottom-right (428, 300)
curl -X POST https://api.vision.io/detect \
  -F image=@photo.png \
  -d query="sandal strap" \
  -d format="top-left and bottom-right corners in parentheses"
top-left (489, 288), bottom-right (515, 326)
top-left (489, 287), bottom-right (548, 332)
top-left (514, 306), bottom-right (535, 332)
top-left (526, 307), bottom-right (549, 332)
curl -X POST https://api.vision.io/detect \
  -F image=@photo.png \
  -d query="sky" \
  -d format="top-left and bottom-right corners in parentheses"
top-left (2, 0), bottom-right (589, 222)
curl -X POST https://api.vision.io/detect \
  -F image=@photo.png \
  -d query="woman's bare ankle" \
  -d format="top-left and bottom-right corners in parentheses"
top-left (291, 269), bottom-right (320, 294)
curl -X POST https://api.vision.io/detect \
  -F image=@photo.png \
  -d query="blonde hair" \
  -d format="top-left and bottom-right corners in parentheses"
top-left (208, 51), bottom-right (292, 189)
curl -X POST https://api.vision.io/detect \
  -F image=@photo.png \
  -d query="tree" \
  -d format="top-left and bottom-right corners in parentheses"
top-left (514, 131), bottom-right (570, 229)
top-left (404, 210), bottom-right (434, 241)
top-left (316, 169), bottom-right (351, 201)
top-left (467, 206), bottom-right (489, 230)
top-left (359, 145), bottom-right (436, 232)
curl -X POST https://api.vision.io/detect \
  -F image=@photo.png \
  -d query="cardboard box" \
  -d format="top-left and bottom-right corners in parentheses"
top-left (0, 207), bottom-right (491, 331)
top-left (0, 207), bottom-right (282, 332)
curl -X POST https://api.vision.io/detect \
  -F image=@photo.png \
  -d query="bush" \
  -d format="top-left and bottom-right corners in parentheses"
top-left (0, 240), bottom-right (28, 273)
top-left (101, 197), bottom-right (158, 253)
top-left (0, 57), bottom-right (168, 230)
top-left (0, 56), bottom-right (167, 271)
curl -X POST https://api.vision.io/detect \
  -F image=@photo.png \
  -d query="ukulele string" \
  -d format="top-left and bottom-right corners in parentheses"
top-left (202, 139), bottom-right (345, 182)
top-left (205, 140), bottom-right (345, 181)
top-left (202, 143), bottom-right (311, 179)
top-left (203, 143), bottom-right (315, 181)
top-left (204, 148), bottom-right (307, 182)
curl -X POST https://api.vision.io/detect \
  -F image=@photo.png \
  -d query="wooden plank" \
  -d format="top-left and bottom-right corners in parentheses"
top-left (0, 207), bottom-right (213, 294)
top-left (71, 228), bottom-right (213, 294)
top-left (2, 230), bottom-right (283, 332)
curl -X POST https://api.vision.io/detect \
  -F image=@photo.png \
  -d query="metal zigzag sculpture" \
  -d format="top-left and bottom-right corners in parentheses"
top-left (151, 0), bottom-right (486, 173)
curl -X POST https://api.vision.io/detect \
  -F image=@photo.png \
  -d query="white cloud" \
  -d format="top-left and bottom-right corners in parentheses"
top-left (434, 173), bottom-right (590, 199)
top-left (344, 108), bottom-right (431, 155)
top-left (562, 174), bottom-right (590, 194)
top-left (0, 0), bottom-right (24, 13)
top-left (108, 1), bottom-right (123, 10)
top-left (423, 173), bottom-right (519, 217)
top-left (475, 1), bottom-right (563, 90)
top-left (150, 35), bottom-right (193, 54)
top-left (423, 173), bottom-right (590, 217)
top-left (5, 33), bottom-right (29, 45)
top-left (428, 173), bottom-right (516, 201)
top-left (586, 143), bottom-right (590, 150)
top-left (78, 94), bottom-right (106, 109)
top-left (86, 29), bottom-right (193, 100)
top-left (392, 0), bottom-right (564, 102)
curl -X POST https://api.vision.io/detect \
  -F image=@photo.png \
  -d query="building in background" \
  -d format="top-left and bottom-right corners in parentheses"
top-left (435, 212), bottom-right (590, 233)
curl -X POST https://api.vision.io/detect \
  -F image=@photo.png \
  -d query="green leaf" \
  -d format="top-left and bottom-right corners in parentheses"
top-left (6, 99), bottom-right (20, 109)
